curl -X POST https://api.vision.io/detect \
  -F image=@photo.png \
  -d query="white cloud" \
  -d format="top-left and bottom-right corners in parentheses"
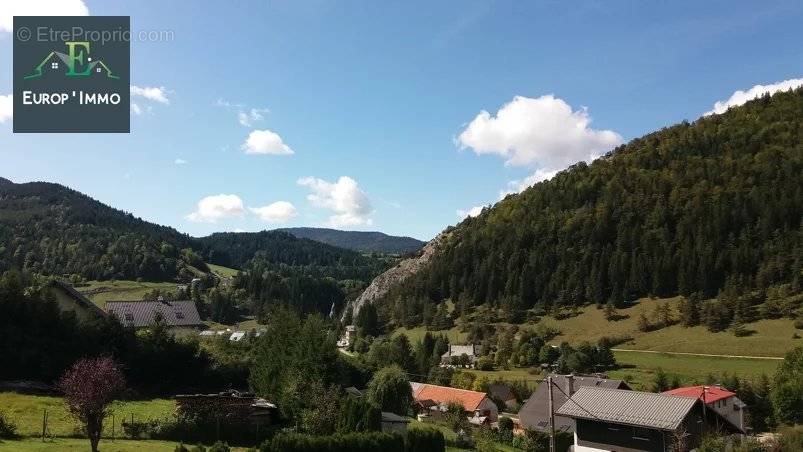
top-left (174, 158), bottom-right (188, 165)
top-left (457, 94), bottom-right (622, 169)
top-left (297, 176), bottom-right (373, 227)
top-left (130, 103), bottom-right (142, 115)
top-left (216, 99), bottom-right (270, 126)
top-left (0, 0), bottom-right (89, 33)
top-left (249, 201), bottom-right (298, 223)
top-left (499, 168), bottom-right (559, 199)
top-left (238, 108), bottom-right (270, 127)
top-left (705, 78), bottom-right (803, 115)
top-left (130, 85), bottom-right (170, 104)
top-left (457, 205), bottom-right (485, 220)
top-left (0, 94), bottom-right (12, 123)
top-left (186, 194), bottom-right (246, 223)
top-left (241, 129), bottom-right (294, 155)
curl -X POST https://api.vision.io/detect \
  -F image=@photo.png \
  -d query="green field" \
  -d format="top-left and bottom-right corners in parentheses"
top-left (0, 438), bottom-right (195, 452)
top-left (80, 280), bottom-right (180, 308)
top-left (393, 326), bottom-right (468, 344)
top-left (0, 393), bottom-right (174, 438)
top-left (206, 263), bottom-right (240, 279)
top-left (533, 297), bottom-right (801, 357)
top-left (609, 350), bottom-right (782, 390)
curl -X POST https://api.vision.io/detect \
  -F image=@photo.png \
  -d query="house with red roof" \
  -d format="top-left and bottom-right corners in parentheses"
top-left (411, 382), bottom-right (498, 425)
top-left (663, 385), bottom-right (746, 433)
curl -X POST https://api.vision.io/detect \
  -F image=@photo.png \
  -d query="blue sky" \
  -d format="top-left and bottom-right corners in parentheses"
top-left (1, 0), bottom-right (802, 240)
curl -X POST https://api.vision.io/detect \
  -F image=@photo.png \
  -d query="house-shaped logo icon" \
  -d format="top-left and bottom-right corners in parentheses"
top-left (24, 41), bottom-right (119, 80)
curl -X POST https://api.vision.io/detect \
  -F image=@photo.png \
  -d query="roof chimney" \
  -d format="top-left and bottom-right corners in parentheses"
top-left (566, 374), bottom-right (575, 396)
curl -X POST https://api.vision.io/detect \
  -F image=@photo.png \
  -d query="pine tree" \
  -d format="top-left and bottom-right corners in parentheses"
top-left (637, 312), bottom-right (651, 332)
top-left (603, 301), bottom-right (619, 321)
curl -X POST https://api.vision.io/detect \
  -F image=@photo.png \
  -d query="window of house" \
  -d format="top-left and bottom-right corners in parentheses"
top-left (633, 427), bottom-right (651, 441)
top-left (175, 312), bottom-right (185, 319)
top-left (607, 423), bottom-right (621, 431)
top-left (124, 312), bottom-right (134, 321)
top-left (51, 62), bottom-right (58, 69)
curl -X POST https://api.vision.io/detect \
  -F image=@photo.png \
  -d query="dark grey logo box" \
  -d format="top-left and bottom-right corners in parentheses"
top-left (13, 16), bottom-right (130, 133)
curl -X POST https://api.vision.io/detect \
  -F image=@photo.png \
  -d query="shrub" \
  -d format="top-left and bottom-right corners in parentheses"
top-left (404, 427), bottom-right (445, 452)
top-left (0, 410), bottom-right (18, 439)
top-left (498, 417), bottom-right (513, 432)
top-left (778, 425), bottom-right (803, 451)
top-left (262, 431), bottom-right (406, 452)
top-left (207, 442), bottom-right (230, 452)
top-left (794, 318), bottom-right (803, 330)
top-left (122, 420), bottom-right (152, 439)
top-left (174, 445), bottom-right (189, 452)
top-left (475, 356), bottom-right (494, 371)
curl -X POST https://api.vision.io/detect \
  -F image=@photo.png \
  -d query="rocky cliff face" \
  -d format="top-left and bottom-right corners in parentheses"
top-left (345, 232), bottom-right (446, 319)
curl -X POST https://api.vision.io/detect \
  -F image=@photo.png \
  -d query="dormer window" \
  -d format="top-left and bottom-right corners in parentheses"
top-left (124, 312), bottom-right (134, 321)
top-left (175, 312), bottom-right (185, 319)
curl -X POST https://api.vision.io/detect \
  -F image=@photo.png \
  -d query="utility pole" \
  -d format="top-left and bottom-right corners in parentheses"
top-left (548, 376), bottom-right (555, 452)
top-left (701, 386), bottom-right (708, 433)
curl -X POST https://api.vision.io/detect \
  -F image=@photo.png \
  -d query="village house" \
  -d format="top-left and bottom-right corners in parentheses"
top-left (488, 383), bottom-right (518, 410)
top-left (174, 390), bottom-right (277, 428)
top-left (46, 280), bottom-right (106, 323)
top-left (664, 385), bottom-right (747, 433)
top-left (380, 411), bottom-right (410, 432)
top-left (411, 382), bottom-right (498, 425)
top-left (106, 299), bottom-right (204, 334)
top-left (337, 325), bottom-right (357, 348)
top-left (518, 374), bottom-right (630, 433)
top-left (557, 387), bottom-right (744, 452)
top-left (229, 331), bottom-right (246, 342)
top-left (440, 344), bottom-right (481, 367)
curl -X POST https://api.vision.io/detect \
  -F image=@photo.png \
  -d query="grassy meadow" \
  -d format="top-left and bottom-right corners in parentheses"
top-left (206, 263), bottom-right (240, 279)
top-left (0, 393), bottom-right (174, 438)
top-left (80, 280), bottom-right (179, 308)
top-left (0, 438), bottom-right (217, 452)
top-left (392, 296), bottom-right (797, 389)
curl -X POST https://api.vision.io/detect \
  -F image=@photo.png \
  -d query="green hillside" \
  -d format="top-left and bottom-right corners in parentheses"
top-left (0, 180), bottom-right (203, 281)
top-left (277, 227), bottom-right (425, 254)
top-left (383, 88), bottom-right (803, 333)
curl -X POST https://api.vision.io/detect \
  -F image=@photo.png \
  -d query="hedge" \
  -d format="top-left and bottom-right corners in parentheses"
top-left (261, 428), bottom-right (445, 452)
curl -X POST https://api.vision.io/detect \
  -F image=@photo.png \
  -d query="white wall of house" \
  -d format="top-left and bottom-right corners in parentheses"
top-left (709, 396), bottom-right (745, 432)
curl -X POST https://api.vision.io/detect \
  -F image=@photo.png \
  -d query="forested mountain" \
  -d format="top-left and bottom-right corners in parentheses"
top-left (0, 180), bottom-right (204, 281)
top-left (197, 230), bottom-right (374, 270)
top-left (277, 227), bottom-right (425, 254)
top-left (0, 180), bottom-right (388, 288)
top-left (381, 89), bottom-right (803, 325)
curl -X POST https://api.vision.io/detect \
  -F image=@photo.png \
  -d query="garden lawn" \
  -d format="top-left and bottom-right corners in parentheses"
top-left (0, 393), bottom-right (174, 438)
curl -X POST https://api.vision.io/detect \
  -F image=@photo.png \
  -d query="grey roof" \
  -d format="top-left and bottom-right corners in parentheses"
top-left (441, 344), bottom-right (479, 358)
top-left (48, 280), bottom-right (107, 318)
top-left (556, 387), bottom-right (697, 431)
top-left (518, 374), bottom-right (630, 432)
top-left (488, 383), bottom-right (516, 401)
top-left (381, 412), bottom-right (410, 423)
top-left (106, 300), bottom-right (203, 328)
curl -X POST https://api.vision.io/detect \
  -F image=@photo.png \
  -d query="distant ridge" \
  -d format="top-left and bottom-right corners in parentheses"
top-left (277, 227), bottom-right (425, 254)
